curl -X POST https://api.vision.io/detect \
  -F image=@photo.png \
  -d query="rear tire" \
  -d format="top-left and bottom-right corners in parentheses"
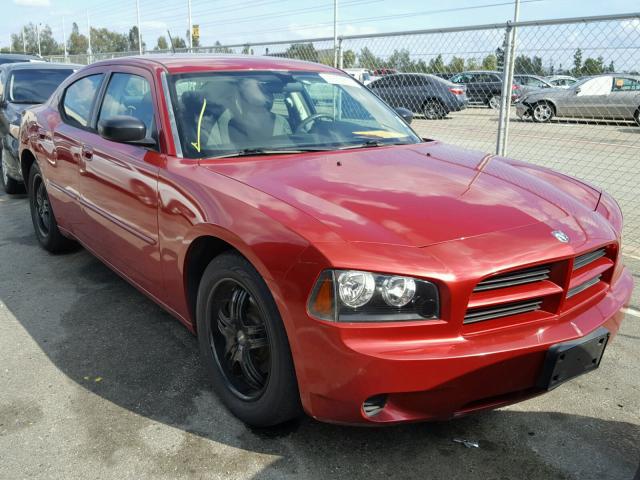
top-left (196, 252), bottom-right (301, 427)
top-left (422, 100), bottom-right (446, 120)
top-left (532, 101), bottom-right (554, 123)
top-left (634, 108), bottom-right (640, 126)
top-left (28, 162), bottom-right (76, 253)
top-left (1, 149), bottom-right (23, 194)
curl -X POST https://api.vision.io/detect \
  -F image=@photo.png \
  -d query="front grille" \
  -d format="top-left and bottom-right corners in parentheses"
top-left (567, 274), bottom-right (602, 298)
top-left (473, 265), bottom-right (551, 292)
top-left (573, 248), bottom-right (606, 271)
top-left (464, 299), bottom-right (542, 324)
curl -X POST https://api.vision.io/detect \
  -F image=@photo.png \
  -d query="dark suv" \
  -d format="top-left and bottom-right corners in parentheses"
top-left (449, 70), bottom-right (521, 109)
top-left (0, 62), bottom-right (79, 192)
top-left (368, 73), bottom-right (468, 119)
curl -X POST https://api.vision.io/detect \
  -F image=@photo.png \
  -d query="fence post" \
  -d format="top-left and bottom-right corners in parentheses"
top-left (496, 23), bottom-right (513, 156)
top-left (338, 38), bottom-right (344, 69)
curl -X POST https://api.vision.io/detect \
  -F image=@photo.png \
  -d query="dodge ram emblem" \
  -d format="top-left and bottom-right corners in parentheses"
top-left (552, 230), bottom-right (570, 243)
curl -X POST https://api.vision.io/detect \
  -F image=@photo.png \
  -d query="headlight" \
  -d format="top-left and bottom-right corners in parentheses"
top-left (308, 270), bottom-right (439, 322)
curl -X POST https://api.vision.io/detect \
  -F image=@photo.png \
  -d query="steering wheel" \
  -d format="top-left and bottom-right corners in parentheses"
top-left (295, 113), bottom-right (334, 133)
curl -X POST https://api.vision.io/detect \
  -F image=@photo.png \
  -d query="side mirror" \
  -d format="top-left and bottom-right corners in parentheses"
top-left (98, 115), bottom-right (154, 146)
top-left (574, 87), bottom-right (581, 94)
top-left (395, 107), bottom-right (413, 124)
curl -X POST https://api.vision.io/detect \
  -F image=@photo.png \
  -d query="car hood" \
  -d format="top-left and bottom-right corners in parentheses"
top-left (522, 87), bottom-right (572, 101)
top-left (201, 142), bottom-right (600, 247)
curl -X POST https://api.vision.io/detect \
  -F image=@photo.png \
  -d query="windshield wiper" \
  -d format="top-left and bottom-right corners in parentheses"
top-left (208, 147), bottom-right (334, 159)
top-left (337, 140), bottom-right (412, 151)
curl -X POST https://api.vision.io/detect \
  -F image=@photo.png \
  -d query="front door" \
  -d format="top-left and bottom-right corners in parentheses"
top-left (76, 68), bottom-right (163, 298)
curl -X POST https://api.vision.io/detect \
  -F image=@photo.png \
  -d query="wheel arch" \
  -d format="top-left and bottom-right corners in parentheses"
top-left (20, 149), bottom-right (37, 193)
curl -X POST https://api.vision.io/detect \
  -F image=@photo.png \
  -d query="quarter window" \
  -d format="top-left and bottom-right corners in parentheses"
top-left (62, 74), bottom-right (104, 128)
top-left (98, 73), bottom-right (154, 137)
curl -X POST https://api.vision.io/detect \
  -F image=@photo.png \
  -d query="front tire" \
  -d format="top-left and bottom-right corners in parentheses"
top-left (196, 252), bottom-right (301, 427)
top-left (28, 162), bottom-right (76, 252)
top-left (488, 95), bottom-right (500, 110)
top-left (532, 101), bottom-right (554, 123)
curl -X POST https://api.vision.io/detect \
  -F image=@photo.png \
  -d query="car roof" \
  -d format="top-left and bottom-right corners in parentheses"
top-left (0, 53), bottom-right (41, 61)
top-left (89, 54), bottom-right (339, 74)
top-left (0, 62), bottom-right (82, 72)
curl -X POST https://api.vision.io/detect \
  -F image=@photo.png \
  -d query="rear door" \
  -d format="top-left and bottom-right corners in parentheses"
top-left (567, 76), bottom-right (612, 118)
top-left (50, 71), bottom-right (106, 232)
top-left (608, 77), bottom-right (640, 119)
top-left (75, 67), bottom-right (163, 297)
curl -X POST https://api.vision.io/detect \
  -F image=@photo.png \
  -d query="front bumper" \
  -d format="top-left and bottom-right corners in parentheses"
top-left (294, 267), bottom-right (632, 425)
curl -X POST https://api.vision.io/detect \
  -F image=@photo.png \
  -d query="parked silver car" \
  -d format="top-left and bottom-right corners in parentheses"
top-left (516, 74), bottom-right (640, 124)
top-left (513, 74), bottom-right (554, 96)
top-left (545, 75), bottom-right (578, 88)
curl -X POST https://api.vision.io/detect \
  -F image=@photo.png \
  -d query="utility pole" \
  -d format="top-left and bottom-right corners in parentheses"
top-left (87, 9), bottom-right (92, 62)
top-left (136, 0), bottom-right (143, 54)
top-left (62, 17), bottom-right (68, 61)
top-left (36, 23), bottom-right (41, 57)
top-left (333, 0), bottom-right (338, 67)
top-left (188, 0), bottom-right (193, 51)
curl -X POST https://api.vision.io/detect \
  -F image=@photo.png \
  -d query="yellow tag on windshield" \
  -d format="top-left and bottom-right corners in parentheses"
top-left (191, 98), bottom-right (207, 153)
top-left (353, 130), bottom-right (404, 139)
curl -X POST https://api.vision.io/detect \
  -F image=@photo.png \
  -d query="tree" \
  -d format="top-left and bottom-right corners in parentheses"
top-left (67, 22), bottom-right (88, 54)
top-left (572, 48), bottom-right (583, 76)
top-left (285, 43), bottom-right (318, 62)
top-left (241, 44), bottom-right (253, 55)
top-left (428, 54), bottom-right (445, 74)
top-left (387, 49), bottom-right (412, 71)
top-left (128, 26), bottom-right (145, 52)
top-left (171, 36), bottom-right (187, 49)
top-left (10, 23), bottom-right (61, 56)
top-left (155, 35), bottom-right (168, 50)
top-left (358, 47), bottom-right (382, 69)
top-left (513, 55), bottom-right (544, 75)
top-left (342, 49), bottom-right (356, 68)
top-left (481, 54), bottom-right (497, 71)
top-left (448, 56), bottom-right (465, 73)
top-left (90, 27), bottom-right (128, 53)
top-left (582, 56), bottom-right (604, 75)
top-left (465, 57), bottom-right (479, 71)
top-left (607, 61), bottom-right (615, 73)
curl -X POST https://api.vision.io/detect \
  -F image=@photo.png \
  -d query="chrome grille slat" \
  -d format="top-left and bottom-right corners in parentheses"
top-left (567, 275), bottom-right (602, 299)
top-left (474, 266), bottom-right (550, 292)
top-left (464, 300), bottom-right (542, 324)
top-left (573, 248), bottom-right (606, 271)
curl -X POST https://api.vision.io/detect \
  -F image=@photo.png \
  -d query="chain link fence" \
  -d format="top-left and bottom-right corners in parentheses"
top-left (47, 13), bottom-right (640, 260)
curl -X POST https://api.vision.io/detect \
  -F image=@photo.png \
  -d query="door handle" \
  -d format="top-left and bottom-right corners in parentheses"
top-left (81, 145), bottom-right (94, 161)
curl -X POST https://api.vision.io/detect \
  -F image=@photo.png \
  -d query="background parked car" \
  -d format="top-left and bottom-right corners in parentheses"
top-left (0, 53), bottom-right (44, 65)
top-left (546, 75), bottom-right (578, 88)
top-left (513, 74), bottom-right (554, 96)
top-left (516, 74), bottom-right (640, 124)
top-left (0, 62), bottom-right (79, 193)
top-left (372, 68), bottom-right (397, 76)
top-left (449, 70), bottom-right (521, 108)
top-left (343, 68), bottom-right (373, 85)
top-left (368, 73), bottom-right (468, 119)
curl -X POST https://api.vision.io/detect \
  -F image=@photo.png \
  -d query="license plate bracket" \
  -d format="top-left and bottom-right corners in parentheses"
top-left (537, 327), bottom-right (609, 391)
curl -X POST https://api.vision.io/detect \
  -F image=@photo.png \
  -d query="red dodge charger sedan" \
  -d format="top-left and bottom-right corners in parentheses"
top-left (18, 55), bottom-right (632, 426)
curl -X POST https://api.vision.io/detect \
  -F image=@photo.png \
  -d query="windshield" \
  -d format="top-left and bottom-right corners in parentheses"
top-left (168, 70), bottom-right (421, 159)
top-left (9, 68), bottom-right (75, 103)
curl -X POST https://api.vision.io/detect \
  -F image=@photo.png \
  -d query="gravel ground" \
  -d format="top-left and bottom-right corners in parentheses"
top-left (0, 180), bottom-right (639, 478)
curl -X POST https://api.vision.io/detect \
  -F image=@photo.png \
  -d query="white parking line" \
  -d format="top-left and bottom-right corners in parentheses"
top-left (623, 308), bottom-right (640, 318)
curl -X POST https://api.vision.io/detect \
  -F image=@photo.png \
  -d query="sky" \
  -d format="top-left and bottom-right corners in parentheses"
top-left (2, 0), bottom-right (638, 49)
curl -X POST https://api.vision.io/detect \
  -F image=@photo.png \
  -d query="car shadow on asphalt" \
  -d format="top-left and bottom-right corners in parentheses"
top-left (0, 211), bottom-right (638, 480)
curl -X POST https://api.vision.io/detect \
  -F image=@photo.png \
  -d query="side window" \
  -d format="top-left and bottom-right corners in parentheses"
top-left (612, 77), bottom-right (640, 92)
top-left (98, 73), bottom-right (154, 138)
top-left (62, 74), bottom-right (104, 128)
